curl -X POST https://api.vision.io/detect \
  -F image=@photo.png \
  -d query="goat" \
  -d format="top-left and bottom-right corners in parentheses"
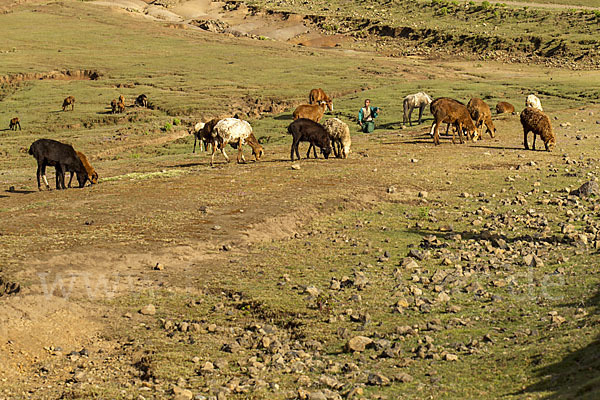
top-left (322, 118), bottom-right (351, 158)
top-left (287, 118), bottom-right (332, 161)
top-left (496, 101), bottom-right (515, 114)
top-left (118, 95), bottom-right (125, 105)
top-left (430, 97), bottom-right (478, 145)
top-left (62, 96), bottom-right (75, 111)
top-left (110, 99), bottom-right (118, 114)
top-left (467, 98), bottom-right (496, 139)
top-left (116, 100), bottom-right (125, 113)
top-left (211, 118), bottom-right (263, 166)
top-left (520, 107), bottom-right (555, 151)
top-left (293, 102), bottom-right (327, 123)
top-left (190, 119), bottom-right (220, 153)
top-left (308, 88), bottom-right (333, 112)
top-left (526, 94), bottom-right (543, 112)
top-left (9, 117), bottom-right (21, 131)
top-left (403, 92), bottom-right (432, 126)
top-left (28, 139), bottom-right (88, 190)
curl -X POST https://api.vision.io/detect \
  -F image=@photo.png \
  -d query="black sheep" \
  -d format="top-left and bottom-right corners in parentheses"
top-left (28, 139), bottom-right (88, 190)
top-left (287, 118), bottom-right (332, 162)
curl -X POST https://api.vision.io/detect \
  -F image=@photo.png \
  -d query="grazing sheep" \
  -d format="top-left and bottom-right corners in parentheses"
top-left (429, 97), bottom-right (478, 145)
top-left (293, 102), bottom-right (327, 123)
top-left (287, 118), bottom-right (332, 161)
top-left (68, 151), bottom-right (98, 187)
top-left (309, 88), bottom-right (333, 112)
top-left (520, 107), bottom-right (555, 151)
top-left (9, 117), bottom-right (21, 131)
top-left (211, 118), bottom-right (263, 166)
top-left (62, 96), bottom-right (75, 111)
top-left (118, 95), bottom-right (125, 105)
top-left (467, 98), bottom-right (496, 139)
top-left (526, 94), bottom-right (543, 111)
top-left (496, 101), bottom-right (515, 114)
top-left (135, 94), bottom-right (148, 108)
top-left (322, 118), bottom-right (351, 158)
top-left (403, 92), bottom-right (432, 126)
top-left (28, 139), bottom-right (88, 190)
top-left (116, 100), bottom-right (125, 113)
top-left (110, 99), bottom-right (118, 114)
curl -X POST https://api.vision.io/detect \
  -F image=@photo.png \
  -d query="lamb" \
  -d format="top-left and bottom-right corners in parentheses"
top-left (117, 100), bottom-right (125, 113)
top-left (322, 118), bottom-right (351, 158)
top-left (110, 99), bottom-right (118, 114)
top-left (520, 107), bottom-right (555, 151)
top-left (118, 95), bottom-right (125, 105)
top-left (67, 151), bottom-right (99, 187)
top-left (135, 94), bottom-right (148, 108)
top-left (190, 118), bottom-right (220, 153)
top-left (293, 102), bottom-right (327, 123)
top-left (526, 94), bottom-right (543, 111)
top-left (210, 118), bottom-right (264, 166)
top-left (28, 139), bottom-right (88, 190)
top-left (429, 97), bottom-right (478, 145)
top-left (62, 96), bottom-right (75, 111)
top-left (467, 98), bottom-right (496, 139)
top-left (308, 88), bottom-right (333, 112)
top-left (403, 92), bottom-right (432, 126)
top-left (287, 118), bottom-right (332, 161)
top-left (496, 101), bottom-right (515, 114)
top-left (9, 117), bottom-right (21, 131)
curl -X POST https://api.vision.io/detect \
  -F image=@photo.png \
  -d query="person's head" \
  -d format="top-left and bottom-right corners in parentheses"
top-left (364, 99), bottom-right (370, 107)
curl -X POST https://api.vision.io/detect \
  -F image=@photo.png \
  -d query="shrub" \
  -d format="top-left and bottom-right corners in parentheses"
top-left (438, 6), bottom-right (448, 15)
top-left (481, 1), bottom-right (491, 9)
top-left (172, 118), bottom-right (181, 126)
top-left (162, 122), bottom-right (172, 132)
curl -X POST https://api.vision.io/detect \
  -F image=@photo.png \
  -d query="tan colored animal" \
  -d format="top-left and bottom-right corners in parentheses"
top-left (430, 97), bottom-right (478, 145)
top-left (116, 101), bottom-right (125, 113)
top-left (526, 94), bottom-right (543, 111)
top-left (110, 99), bottom-right (118, 114)
top-left (118, 95), bottom-right (125, 105)
top-left (62, 96), bottom-right (75, 111)
top-left (322, 117), bottom-right (351, 159)
top-left (496, 101), bottom-right (515, 114)
top-left (210, 118), bottom-right (262, 166)
top-left (293, 102), bottom-right (327, 123)
top-left (9, 117), bottom-right (21, 131)
top-left (68, 151), bottom-right (98, 187)
top-left (190, 118), bottom-right (220, 153)
top-left (308, 88), bottom-right (333, 112)
top-left (467, 98), bottom-right (496, 139)
top-left (520, 107), bottom-right (555, 151)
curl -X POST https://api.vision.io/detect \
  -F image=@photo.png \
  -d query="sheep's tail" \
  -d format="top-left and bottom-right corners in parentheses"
top-left (28, 144), bottom-right (34, 155)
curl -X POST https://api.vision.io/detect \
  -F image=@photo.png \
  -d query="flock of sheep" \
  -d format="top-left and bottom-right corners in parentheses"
top-left (11, 88), bottom-right (555, 192)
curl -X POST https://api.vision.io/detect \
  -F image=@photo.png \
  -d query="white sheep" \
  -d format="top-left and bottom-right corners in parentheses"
top-left (403, 92), bottom-right (433, 126)
top-left (322, 118), bottom-right (351, 159)
top-left (211, 118), bottom-right (263, 166)
top-left (526, 94), bottom-right (543, 112)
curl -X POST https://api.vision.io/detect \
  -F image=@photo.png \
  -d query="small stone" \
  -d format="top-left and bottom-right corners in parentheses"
top-left (367, 372), bottom-right (391, 386)
top-left (139, 304), bottom-right (156, 315)
top-left (154, 263), bottom-right (164, 271)
top-left (387, 186), bottom-right (397, 194)
top-left (394, 372), bottom-right (414, 383)
top-left (172, 386), bottom-right (193, 400)
top-left (212, 225), bottom-right (221, 231)
top-left (291, 163), bottom-right (301, 170)
top-left (445, 353), bottom-right (458, 361)
top-left (345, 336), bottom-right (373, 352)
top-left (305, 285), bottom-right (320, 297)
top-left (418, 191), bottom-right (428, 198)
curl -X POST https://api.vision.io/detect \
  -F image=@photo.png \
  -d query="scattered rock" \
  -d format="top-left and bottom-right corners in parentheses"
top-left (345, 336), bottom-right (373, 352)
top-left (154, 262), bottom-right (164, 271)
top-left (139, 304), bottom-right (156, 315)
top-left (367, 372), bottom-right (391, 386)
top-left (291, 163), bottom-right (301, 170)
top-left (571, 180), bottom-right (599, 197)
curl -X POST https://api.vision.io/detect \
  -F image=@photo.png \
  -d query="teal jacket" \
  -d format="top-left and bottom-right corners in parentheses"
top-left (358, 106), bottom-right (379, 123)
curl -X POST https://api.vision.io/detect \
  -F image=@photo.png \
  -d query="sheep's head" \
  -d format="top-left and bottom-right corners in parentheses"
top-left (89, 171), bottom-right (99, 185)
top-left (252, 144), bottom-right (264, 161)
top-left (321, 145), bottom-right (332, 159)
top-left (545, 138), bottom-right (556, 152)
top-left (325, 99), bottom-right (333, 112)
top-left (76, 171), bottom-right (88, 188)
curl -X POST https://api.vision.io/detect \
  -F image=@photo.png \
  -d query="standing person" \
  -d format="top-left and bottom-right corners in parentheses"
top-left (358, 99), bottom-right (380, 133)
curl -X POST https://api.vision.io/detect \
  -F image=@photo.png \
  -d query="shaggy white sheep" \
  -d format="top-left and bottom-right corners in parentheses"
top-left (211, 118), bottom-right (263, 166)
top-left (526, 94), bottom-right (543, 112)
top-left (403, 92), bottom-right (433, 126)
top-left (322, 118), bottom-right (351, 158)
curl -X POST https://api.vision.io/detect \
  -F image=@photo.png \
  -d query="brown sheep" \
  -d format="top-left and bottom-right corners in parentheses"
top-left (9, 117), bottom-right (21, 131)
top-left (68, 151), bottom-right (98, 187)
top-left (308, 88), bottom-right (333, 112)
top-left (62, 96), bottom-right (75, 111)
top-left (293, 102), bottom-right (327, 123)
top-left (135, 94), bottom-right (148, 108)
top-left (467, 98), bottom-right (496, 139)
top-left (190, 118), bottom-right (220, 153)
top-left (116, 101), bottom-right (125, 114)
top-left (430, 97), bottom-right (478, 145)
top-left (496, 101), bottom-right (515, 114)
top-left (110, 99), bottom-right (118, 114)
top-left (118, 95), bottom-right (125, 105)
top-left (520, 107), bottom-right (555, 152)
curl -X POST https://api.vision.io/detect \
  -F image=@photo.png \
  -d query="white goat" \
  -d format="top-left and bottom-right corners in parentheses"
top-left (403, 92), bottom-right (433, 126)
top-left (211, 118), bottom-right (263, 166)
top-left (322, 118), bottom-right (351, 159)
top-left (526, 94), bottom-right (543, 112)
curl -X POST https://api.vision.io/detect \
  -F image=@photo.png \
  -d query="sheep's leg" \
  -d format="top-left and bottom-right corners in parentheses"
top-left (210, 143), bottom-right (218, 166)
top-left (312, 142), bottom-right (318, 159)
top-left (523, 130), bottom-right (530, 150)
top-left (408, 106), bottom-right (413, 126)
top-left (291, 137), bottom-right (300, 161)
top-left (237, 139), bottom-right (245, 164)
top-left (220, 144), bottom-right (230, 163)
top-left (445, 123), bottom-right (451, 136)
top-left (36, 163), bottom-right (43, 190)
top-left (433, 120), bottom-right (440, 146)
top-left (306, 143), bottom-right (313, 159)
top-left (295, 141), bottom-right (301, 161)
top-left (429, 123), bottom-right (436, 137)
top-left (68, 172), bottom-right (74, 188)
top-left (532, 133), bottom-right (537, 151)
top-left (417, 105), bottom-right (425, 125)
top-left (402, 102), bottom-right (408, 125)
